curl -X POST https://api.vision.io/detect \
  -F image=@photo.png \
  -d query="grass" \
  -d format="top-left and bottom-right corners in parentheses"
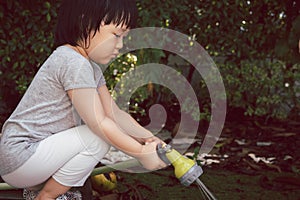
top-left (1, 166), bottom-right (299, 200)
top-left (113, 167), bottom-right (300, 200)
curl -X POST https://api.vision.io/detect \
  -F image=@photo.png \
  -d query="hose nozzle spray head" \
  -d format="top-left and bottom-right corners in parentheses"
top-left (157, 143), bottom-right (203, 186)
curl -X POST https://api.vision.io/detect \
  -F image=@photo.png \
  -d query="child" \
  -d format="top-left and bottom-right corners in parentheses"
top-left (0, 0), bottom-right (166, 199)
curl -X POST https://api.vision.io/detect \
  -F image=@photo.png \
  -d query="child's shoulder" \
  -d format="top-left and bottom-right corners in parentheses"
top-left (53, 46), bottom-right (82, 57)
top-left (51, 46), bottom-right (89, 64)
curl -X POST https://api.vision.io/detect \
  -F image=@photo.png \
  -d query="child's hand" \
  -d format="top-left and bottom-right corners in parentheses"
top-left (137, 140), bottom-right (167, 171)
top-left (134, 135), bottom-right (162, 145)
top-left (143, 136), bottom-right (162, 145)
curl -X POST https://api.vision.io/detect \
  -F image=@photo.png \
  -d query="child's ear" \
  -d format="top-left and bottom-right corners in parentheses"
top-left (100, 20), bottom-right (106, 27)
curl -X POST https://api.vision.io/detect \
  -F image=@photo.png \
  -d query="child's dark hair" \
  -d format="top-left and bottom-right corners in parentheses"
top-left (55, 0), bottom-right (138, 48)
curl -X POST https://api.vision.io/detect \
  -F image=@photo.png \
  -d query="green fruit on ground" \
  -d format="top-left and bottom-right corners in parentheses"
top-left (91, 172), bottom-right (117, 192)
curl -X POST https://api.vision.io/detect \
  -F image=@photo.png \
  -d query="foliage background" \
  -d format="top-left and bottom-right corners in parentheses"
top-left (0, 0), bottom-right (299, 129)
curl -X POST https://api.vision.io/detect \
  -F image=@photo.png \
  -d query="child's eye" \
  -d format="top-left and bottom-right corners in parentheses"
top-left (114, 33), bottom-right (121, 38)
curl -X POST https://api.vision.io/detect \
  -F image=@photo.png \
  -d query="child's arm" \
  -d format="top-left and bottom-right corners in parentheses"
top-left (97, 86), bottom-right (161, 144)
top-left (67, 88), bottom-right (165, 170)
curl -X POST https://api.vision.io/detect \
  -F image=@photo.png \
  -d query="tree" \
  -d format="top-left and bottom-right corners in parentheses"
top-left (0, 0), bottom-right (299, 127)
top-left (136, 0), bottom-right (300, 120)
top-left (0, 1), bottom-right (59, 124)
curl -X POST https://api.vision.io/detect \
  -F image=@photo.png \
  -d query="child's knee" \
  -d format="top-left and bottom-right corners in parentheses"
top-left (81, 131), bottom-right (110, 160)
top-left (92, 139), bottom-right (110, 160)
top-left (75, 125), bottom-right (110, 156)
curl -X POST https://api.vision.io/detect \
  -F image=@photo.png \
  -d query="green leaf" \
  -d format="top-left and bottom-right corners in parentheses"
top-left (44, 2), bottom-right (51, 9)
top-left (46, 13), bottom-right (51, 22)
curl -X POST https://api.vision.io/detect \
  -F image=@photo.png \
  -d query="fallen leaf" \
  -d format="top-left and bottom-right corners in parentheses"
top-left (263, 163), bottom-right (282, 173)
top-left (235, 139), bottom-right (246, 145)
top-left (256, 141), bottom-right (272, 146)
top-left (248, 153), bottom-right (275, 164)
top-left (243, 158), bottom-right (262, 170)
top-left (283, 155), bottom-right (293, 161)
top-left (274, 133), bottom-right (297, 137)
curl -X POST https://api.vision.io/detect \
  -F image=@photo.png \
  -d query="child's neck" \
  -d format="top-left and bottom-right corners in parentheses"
top-left (66, 44), bottom-right (89, 59)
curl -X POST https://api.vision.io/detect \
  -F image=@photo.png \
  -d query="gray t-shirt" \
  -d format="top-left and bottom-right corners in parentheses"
top-left (0, 46), bottom-right (106, 175)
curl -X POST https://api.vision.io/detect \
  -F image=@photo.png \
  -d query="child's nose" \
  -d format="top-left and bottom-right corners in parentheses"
top-left (116, 37), bottom-right (123, 49)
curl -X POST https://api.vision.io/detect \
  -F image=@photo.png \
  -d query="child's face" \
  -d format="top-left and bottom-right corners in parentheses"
top-left (86, 22), bottom-right (129, 64)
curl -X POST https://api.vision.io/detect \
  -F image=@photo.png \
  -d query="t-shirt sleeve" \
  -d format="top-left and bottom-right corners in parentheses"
top-left (58, 57), bottom-right (97, 91)
top-left (90, 61), bottom-right (106, 88)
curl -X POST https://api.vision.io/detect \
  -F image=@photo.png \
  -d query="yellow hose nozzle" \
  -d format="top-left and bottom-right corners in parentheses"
top-left (157, 143), bottom-right (203, 186)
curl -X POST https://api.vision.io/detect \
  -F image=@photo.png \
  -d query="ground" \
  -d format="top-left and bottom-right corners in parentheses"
top-left (107, 168), bottom-right (300, 200)
top-left (93, 117), bottom-right (300, 200)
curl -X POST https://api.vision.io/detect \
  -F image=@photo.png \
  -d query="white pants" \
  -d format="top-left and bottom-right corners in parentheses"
top-left (2, 125), bottom-right (110, 188)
